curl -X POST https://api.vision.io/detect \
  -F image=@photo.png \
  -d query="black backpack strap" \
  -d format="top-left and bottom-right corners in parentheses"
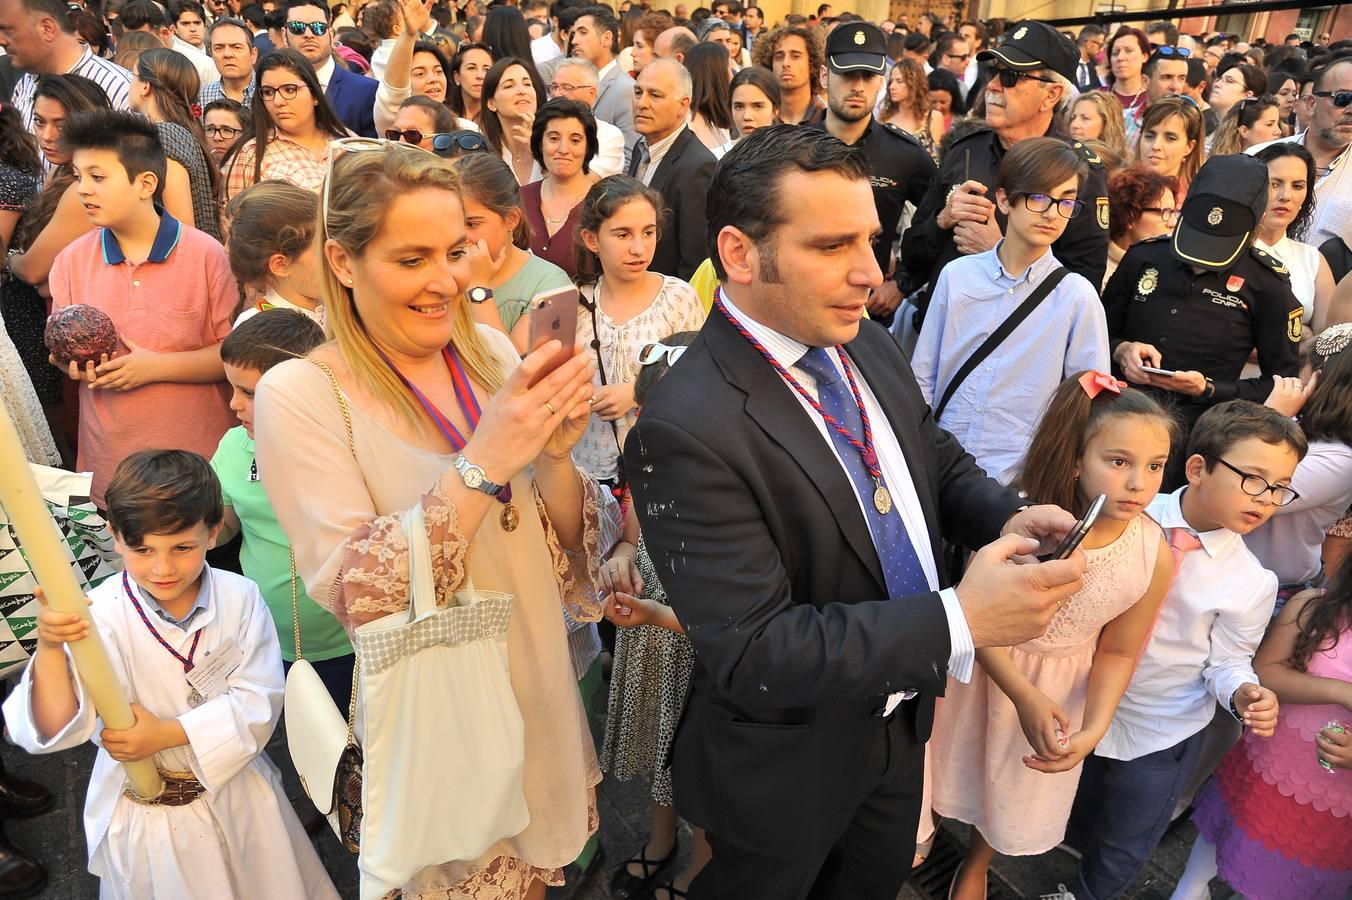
top-left (933, 267), bottom-right (1069, 421)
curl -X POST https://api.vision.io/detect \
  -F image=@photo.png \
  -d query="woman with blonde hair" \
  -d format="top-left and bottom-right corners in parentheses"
top-left (877, 57), bottom-right (941, 160)
top-left (1066, 90), bottom-right (1127, 163)
top-left (253, 141), bottom-right (612, 900)
top-left (1132, 95), bottom-right (1204, 202)
top-left (1208, 95), bottom-right (1282, 157)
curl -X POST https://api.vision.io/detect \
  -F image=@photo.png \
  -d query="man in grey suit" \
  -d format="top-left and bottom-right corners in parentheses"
top-left (570, 5), bottom-right (636, 162)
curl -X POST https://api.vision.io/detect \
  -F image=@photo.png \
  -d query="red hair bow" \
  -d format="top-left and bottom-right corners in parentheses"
top-left (1079, 371), bottom-right (1125, 399)
top-left (191, 103), bottom-right (203, 120)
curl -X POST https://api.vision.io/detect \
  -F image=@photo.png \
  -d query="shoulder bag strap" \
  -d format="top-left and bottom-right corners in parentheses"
top-left (578, 283), bottom-right (628, 488)
top-left (933, 267), bottom-right (1069, 422)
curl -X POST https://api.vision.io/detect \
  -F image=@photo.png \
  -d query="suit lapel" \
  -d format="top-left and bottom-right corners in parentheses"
top-left (648, 129), bottom-right (686, 193)
top-left (706, 313), bottom-right (886, 593)
top-left (326, 69), bottom-right (343, 104)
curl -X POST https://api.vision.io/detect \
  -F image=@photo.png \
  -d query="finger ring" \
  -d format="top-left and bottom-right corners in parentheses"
top-left (589, 395), bottom-right (598, 405)
top-left (545, 401), bottom-right (556, 415)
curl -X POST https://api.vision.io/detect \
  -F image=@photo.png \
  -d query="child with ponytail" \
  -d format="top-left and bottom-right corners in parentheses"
top-left (931, 372), bottom-right (1177, 900)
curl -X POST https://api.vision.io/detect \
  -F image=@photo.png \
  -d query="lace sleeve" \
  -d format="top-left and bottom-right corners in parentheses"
top-left (333, 481), bottom-right (471, 632)
top-left (534, 468), bottom-right (619, 623)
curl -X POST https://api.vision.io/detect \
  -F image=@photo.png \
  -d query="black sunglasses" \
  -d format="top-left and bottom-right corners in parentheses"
top-left (286, 20), bottom-right (328, 36)
top-left (430, 131), bottom-right (487, 156)
top-left (992, 67), bottom-right (1055, 88)
top-left (1313, 90), bottom-right (1352, 108)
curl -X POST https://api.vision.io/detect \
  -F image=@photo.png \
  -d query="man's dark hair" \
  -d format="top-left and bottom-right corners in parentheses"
top-left (931, 31), bottom-right (966, 68)
top-left (1144, 21), bottom-right (1178, 46)
top-left (283, 0), bottom-right (329, 21)
top-left (239, 3), bottom-right (266, 28)
top-left (576, 4), bottom-right (619, 53)
top-left (1076, 23), bottom-right (1104, 45)
top-left (706, 125), bottom-right (870, 280)
top-left (959, 19), bottom-right (987, 49)
top-left (14, 0), bottom-right (76, 32)
top-left (208, 16), bottom-right (254, 47)
top-left (1185, 57), bottom-right (1209, 89)
top-left (1186, 400), bottom-right (1309, 467)
top-left (220, 309), bottom-right (326, 373)
top-left (1144, 48), bottom-right (1188, 76)
top-left (815, 3), bottom-right (830, 17)
top-left (60, 108), bottom-right (167, 198)
top-left (119, 0), bottom-right (171, 31)
top-left (106, 450), bottom-right (225, 546)
top-left (263, 8), bottom-right (286, 31)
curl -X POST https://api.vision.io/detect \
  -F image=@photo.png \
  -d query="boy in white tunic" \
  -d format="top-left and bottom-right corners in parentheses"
top-left (3, 450), bottom-right (337, 900)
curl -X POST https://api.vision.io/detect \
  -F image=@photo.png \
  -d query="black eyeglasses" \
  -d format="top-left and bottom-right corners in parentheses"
top-left (1203, 453), bottom-right (1301, 506)
top-left (992, 67), bottom-right (1055, 88)
top-left (1141, 206), bottom-right (1180, 224)
top-left (1150, 45), bottom-right (1191, 58)
top-left (1313, 90), bottom-right (1352, 108)
top-left (286, 20), bottom-right (328, 36)
top-left (1021, 193), bottom-right (1082, 219)
top-left (259, 83), bottom-right (305, 102)
top-left (205, 124), bottom-right (241, 138)
top-left (430, 131), bottom-right (487, 156)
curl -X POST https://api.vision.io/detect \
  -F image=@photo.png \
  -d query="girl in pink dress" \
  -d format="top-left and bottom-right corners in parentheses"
top-left (932, 372), bottom-right (1177, 900)
top-left (1173, 566), bottom-right (1352, 899)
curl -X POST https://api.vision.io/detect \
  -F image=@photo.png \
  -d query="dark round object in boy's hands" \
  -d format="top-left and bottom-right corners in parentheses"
top-left (45, 304), bottom-right (118, 366)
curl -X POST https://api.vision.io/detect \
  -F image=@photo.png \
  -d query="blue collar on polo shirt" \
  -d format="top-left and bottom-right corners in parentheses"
top-left (100, 210), bottom-right (182, 265)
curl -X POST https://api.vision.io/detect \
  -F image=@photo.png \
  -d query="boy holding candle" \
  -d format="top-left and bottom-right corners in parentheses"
top-left (2, 450), bottom-right (337, 900)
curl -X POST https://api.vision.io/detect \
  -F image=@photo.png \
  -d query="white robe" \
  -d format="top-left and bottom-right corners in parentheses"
top-left (3, 567), bottom-right (338, 900)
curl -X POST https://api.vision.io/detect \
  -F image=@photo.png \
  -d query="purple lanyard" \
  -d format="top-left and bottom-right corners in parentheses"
top-left (123, 570), bottom-right (201, 672)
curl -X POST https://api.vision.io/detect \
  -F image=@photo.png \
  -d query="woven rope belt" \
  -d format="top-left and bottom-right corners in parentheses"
top-left (123, 768), bottom-right (206, 806)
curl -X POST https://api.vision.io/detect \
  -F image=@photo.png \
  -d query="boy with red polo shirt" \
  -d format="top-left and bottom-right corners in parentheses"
top-left (48, 109), bottom-right (237, 509)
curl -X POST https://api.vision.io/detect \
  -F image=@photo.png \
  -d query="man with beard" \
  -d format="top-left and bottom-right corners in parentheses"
top-left (812, 22), bottom-right (935, 323)
top-left (282, 0), bottom-right (378, 136)
top-left (750, 22), bottom-right (824, 124)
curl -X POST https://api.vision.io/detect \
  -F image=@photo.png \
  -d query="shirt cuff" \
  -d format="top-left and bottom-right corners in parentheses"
top-left (939, 587), bottom-right (974, 683)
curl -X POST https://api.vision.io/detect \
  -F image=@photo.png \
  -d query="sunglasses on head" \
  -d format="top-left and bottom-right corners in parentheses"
top-left (321, 137), bottom-right (432, 233)
top-left (1159, 92), bottom-right (1201, 109)
top-left (1314, 90), bottom-right (1352, 108)
top-left (1150, 45), bottom-right (1190, 58)
top-left (991, 67), bottom-right (1055, 88)
top-left (286, 20), bottom-right (328, 36)
top-left (384, 129), bottom-right (488, 154)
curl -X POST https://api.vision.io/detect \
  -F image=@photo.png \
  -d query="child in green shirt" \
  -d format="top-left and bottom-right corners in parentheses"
top-left (211, 310), bottom-right (354, 711)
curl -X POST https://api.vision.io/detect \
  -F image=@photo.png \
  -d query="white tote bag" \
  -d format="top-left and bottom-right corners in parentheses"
top-left (353, 503), bottom-right (530, 900)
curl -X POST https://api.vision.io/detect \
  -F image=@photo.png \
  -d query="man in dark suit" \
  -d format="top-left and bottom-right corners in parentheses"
top-left (1075, 24), bottom-right (1104, 91)
top-left (624, 126), bottom-right (1085, 900)
top-left (627, 58), bottom-right (715, 281)
top-left (284, 0), bottom-right (378, 137)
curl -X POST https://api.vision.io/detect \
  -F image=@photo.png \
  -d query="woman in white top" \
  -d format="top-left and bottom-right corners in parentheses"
top-left (478, 57), bottom-right (543, 185)
top-left (225, 181), bottom-right (324, 326)
top-left (1252, 142), bottom-right (1337, 339)
top-left (373, 0), bottom-right (479, 136)
top-left (573, 176), bottom-right (706, 488)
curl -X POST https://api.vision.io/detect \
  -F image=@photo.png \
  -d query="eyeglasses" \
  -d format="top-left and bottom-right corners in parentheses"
top-left (1203, 453), bottom-right (1301, 506)
top-left (430, 131), bottom-right (487, 155)
top-left (638, 342), bottom-right (687, 367)
top-left (991, 67), bottom-right (1055, 88)
top-left (1021, 193), bottom-right (1082, 219)
top-left (547, 81), bottom-right (586, 96)
top-left (321, 137), bottom-right (431, 235)
top-left (943, 52), bottom-right (970, 61)
top-left (205, 124), bottom-right (241, 138)
top-left (1142, 206), bottom-right (1180, 224)
top-left (1150, 45), bottom-right (1190, 58)
top-left (1313, 90), bottom-right (1352, 108)
top-left (259, 83), bottom-right (305, 102)
top-left (286, 20), bottom-right (328, 36)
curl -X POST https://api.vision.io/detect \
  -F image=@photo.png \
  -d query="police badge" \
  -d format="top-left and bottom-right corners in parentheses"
top-left (1013, 26), bottom-right (1027, 39)
top-left (1137, 267), bottom-right (1158, 295)
top-left (1289, 308), bottom-right (1303, 343)
top-left (1096, 197), bottom-right (1109, 230)
top-left (1207, 207), bottom-right (1224, 227)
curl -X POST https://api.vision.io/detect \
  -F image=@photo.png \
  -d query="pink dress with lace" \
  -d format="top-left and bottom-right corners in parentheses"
top-left (253, 326), bottom-right (607, 899)
top-left (930, 514), bottom-right (1163, 855)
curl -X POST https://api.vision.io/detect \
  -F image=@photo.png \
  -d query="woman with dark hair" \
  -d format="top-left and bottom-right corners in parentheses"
top-left (685, 42), bottom-right (734, 151)
top-left (449, 41), bottom-right (494, 120)
top-left (388, 95), bottom-right (459, 150)
top-left (521, 98), bottom-right (599, 277)
top-left (478, 57), bottom-right (542, 185)
top-left (129, 48), bottom-right (222, 239)
top-left (927, 68), bottom-right (965, 130)
top-left (483, 6), bottom-right (536, 63)
top-left (1209, 62), bottom-right (1266, 122)
top-left (374, 0), bottom-right (479, 135)
top-left (5, 75), bottom-right (110, 439)
top-left (1268, 70), bottom-right (1300, 135)
top-left (1105, 166), bottom-right (1179, 287)
top-left (69, 9), bottom-right (113, 58)
top-left (714, 65), bottom-right (779, 157)
top-left (878, 57), bottom-right (941, 159)
top-left (1253, 142), bottom-right (1336, 340)
top-left (222, 50), bottom-right (350, 201)
top-left (1208, 95), bottom-right (1282, 156)
top-left (1105, 26), bottom-right (1150, 117)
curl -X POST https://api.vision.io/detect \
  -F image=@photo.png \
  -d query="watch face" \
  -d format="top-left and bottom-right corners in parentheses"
top-left (469, 287), bottom-right (488, 303)
top-left (462, 465), bottom-right (484, 488)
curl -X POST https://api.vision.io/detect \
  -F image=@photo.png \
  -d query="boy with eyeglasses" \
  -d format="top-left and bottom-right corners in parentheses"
top-left (1052, 401), bottom-right (1303, 900)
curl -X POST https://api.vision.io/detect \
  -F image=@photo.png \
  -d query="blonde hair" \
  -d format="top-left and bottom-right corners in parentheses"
top-left (1067, 90), bottom-right (1127, 162)
top-left (320, 147), bottom-right (506, 428)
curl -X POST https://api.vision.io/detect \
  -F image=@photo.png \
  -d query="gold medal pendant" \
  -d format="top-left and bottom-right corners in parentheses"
top-left (873, 483), bottom-right (892, 515)
top-left (500, 503), bottom-right (520, 532)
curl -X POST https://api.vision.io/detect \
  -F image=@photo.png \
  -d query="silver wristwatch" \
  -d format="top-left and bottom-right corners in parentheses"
top-left (454, 454), bottom-right (504, 496)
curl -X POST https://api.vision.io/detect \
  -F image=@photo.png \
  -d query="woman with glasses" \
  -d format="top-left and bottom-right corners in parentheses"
top-left (388, 95), bottom-right (458, 151)
top-left (1252, 143), bottom-right (1337, 344)
top-left (449, 41), bottom-right (494, 122)
top-left (1208, 62), bottom-right (1266, 125)
top-left (222, 50), bottom-right (350, 202)
top-left (1105, 166), bottom-right (1179, 289)
top-left (204, 99), bottom-right (248, 165)
top-left (129, 48), bottom-right (223, 240)
top-left (478, 57), bottom-right (543, 185)
top-left (572, 175), bottom-right (705, 489)
top-left (913, 137), bottom-right (1108, 487)
top-left (1209, 95), bottom-right (1282, 156)
top-left (877, 58), bottom-right (941, 161)
top-left (1133, 96), bottom-right (1203, 203)
top-left (1105, 26), bottom-right (1151, 119)
top-left (253, 139), bottom-right (613, 900)
top-left (520, 99), bottom-right (598, 278)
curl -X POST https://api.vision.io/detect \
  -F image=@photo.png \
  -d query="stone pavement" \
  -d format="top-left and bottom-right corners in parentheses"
top-left (7, 705), bottom-right (1231, 900)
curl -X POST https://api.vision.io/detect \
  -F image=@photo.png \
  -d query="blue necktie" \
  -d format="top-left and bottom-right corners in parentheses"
top-left (797, 348), bottom-right (930, 599)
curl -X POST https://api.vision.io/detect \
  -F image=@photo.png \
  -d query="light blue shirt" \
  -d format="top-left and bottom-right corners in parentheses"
top-left (131, 566), bottom-right (213, 629)
top-left (913, 243), bottom-right (1109, 486)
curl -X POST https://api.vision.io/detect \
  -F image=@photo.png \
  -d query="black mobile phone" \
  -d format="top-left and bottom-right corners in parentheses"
top-left (1040, 493), bottom-right (1106, 562)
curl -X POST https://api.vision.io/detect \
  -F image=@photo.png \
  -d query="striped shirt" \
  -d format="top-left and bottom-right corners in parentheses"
top-left (14, 48), bottom-right (132, 138)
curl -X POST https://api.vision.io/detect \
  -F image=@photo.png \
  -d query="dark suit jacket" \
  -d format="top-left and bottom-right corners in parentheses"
top-left (326, 65), bottom-right (379, 138)
top-left (625, 311), bottom-right (1022, 857)
top-left (627, 127), bottom-right (715, 282)
top-left (1075, 59), bottom-right (1102, 91)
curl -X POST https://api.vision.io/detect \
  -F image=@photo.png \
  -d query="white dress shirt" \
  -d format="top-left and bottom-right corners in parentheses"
top-left (172, 35), bottom-right (220, 87)
top-left (720, 294), bottom-right (976, 707)
top-left (1097, 487), bottom-right (1275, 761)
top-left (369, 37), bottom-right (399, 80)
top-left (635, 121), bottom-right (686, 186)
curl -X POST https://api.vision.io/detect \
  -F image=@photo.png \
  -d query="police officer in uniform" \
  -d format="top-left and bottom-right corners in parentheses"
top-left (1106, 153), bottom-right (1302, 481)
top-left (902, 21), bottom-right (1109, 321)
top-left (812, 21), bottom-right (936, 325)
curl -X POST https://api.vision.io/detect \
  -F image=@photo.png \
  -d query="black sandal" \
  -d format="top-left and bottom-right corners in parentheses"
top-left (608, 837), bottom-right (679, 899)
top-left (653, 880), bottom-right (689, 900)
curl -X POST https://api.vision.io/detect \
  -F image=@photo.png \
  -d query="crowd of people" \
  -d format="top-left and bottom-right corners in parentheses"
top-left (0, 0), bottom-right (1350, 898)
